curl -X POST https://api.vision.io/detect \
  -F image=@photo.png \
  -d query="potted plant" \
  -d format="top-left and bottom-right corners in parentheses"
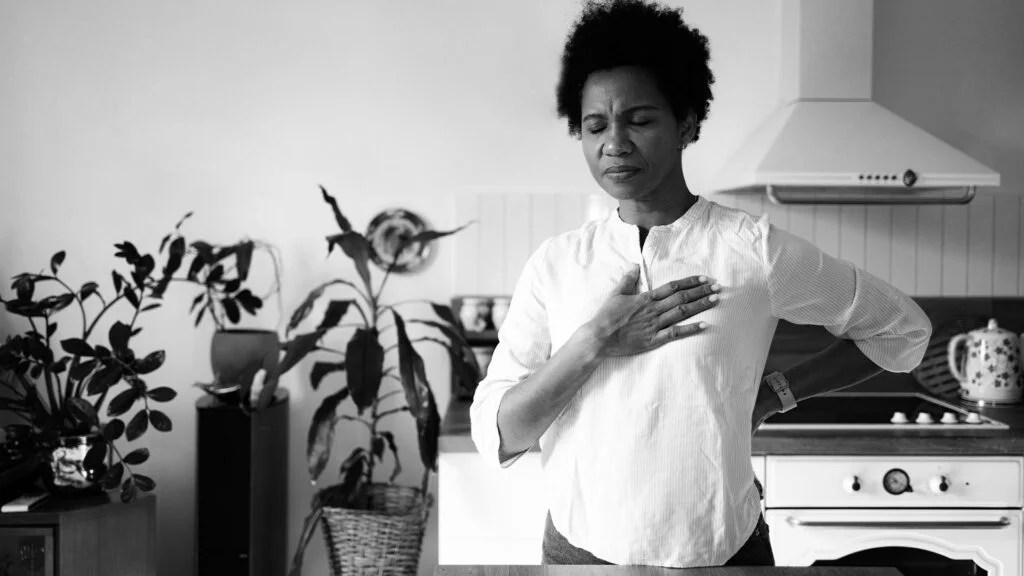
top-left (0, 239), bottom-right (179, 503)
top-left (150, 212), bottom-right (284, 411)
top-left (287, 187), bottom-right (476, 576)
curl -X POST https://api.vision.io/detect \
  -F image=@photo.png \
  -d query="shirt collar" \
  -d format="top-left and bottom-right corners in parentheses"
top-left (606, 194), bottom-right (709, 235)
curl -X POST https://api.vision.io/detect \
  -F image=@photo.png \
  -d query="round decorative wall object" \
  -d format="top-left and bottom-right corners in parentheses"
top-left (365, 208), bottom-right (433, 273)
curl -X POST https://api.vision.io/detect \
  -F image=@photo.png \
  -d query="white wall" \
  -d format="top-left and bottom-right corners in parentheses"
top-left (1, 1), bottom-right (1021, 575)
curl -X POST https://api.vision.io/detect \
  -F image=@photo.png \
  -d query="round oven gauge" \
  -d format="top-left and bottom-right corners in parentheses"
top-left (883, 468), bottom-right (912, 495)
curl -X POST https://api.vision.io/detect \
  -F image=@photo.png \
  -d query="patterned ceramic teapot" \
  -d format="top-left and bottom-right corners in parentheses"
top-left (947, 319), bottom-right (1023, 404)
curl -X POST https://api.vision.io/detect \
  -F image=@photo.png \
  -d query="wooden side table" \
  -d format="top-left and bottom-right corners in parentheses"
top-left (0, 492), bottom-right (155, 576)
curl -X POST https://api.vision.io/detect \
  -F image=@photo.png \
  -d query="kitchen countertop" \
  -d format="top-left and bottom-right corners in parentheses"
top-left (436, 566), bottom-right (901, 575)
top-left (440, 374), bottom-right (1024, 457)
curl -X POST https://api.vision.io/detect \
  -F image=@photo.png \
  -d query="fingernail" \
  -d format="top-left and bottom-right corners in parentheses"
top-left (698, 322), bottom-right (708, 329)
top-left (699, 275), bottom-right (707, 282)
top-left (711, 283), bottom-right (721, 291)
top-left (708, 294), bottom-right (719, 302)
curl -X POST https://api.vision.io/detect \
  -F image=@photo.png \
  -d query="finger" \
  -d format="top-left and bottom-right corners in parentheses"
top-left (648, 275), bottom-right (712, 301)
top-left (659, 282), bottom-right (721, 313)
top-left (657, 293), bottom-right (719, 327)
top-left (615, 264), bottom-right (641, 295)
top-left (647, 321), bottom-right (708, 349)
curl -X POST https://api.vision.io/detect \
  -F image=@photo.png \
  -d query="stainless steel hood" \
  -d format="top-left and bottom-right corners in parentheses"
top-left (710, 0), bottom-right (1000, 205)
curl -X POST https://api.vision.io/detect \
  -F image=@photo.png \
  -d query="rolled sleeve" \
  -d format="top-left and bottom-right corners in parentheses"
top-left (470, 239), bottom-right (553, 469)
top-left (756, 215), bottom-right (932, 373)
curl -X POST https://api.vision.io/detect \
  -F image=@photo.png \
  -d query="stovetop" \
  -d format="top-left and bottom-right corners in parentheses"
top-left (761, 392), bottom-right (1009, 430)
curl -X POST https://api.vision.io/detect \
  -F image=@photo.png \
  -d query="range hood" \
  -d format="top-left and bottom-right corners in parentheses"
top-left (710, 0), bottom-right (1000, 205)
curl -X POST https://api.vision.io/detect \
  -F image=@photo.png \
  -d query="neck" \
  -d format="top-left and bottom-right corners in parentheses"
top-left (616, 167), bottom-right (697, 231)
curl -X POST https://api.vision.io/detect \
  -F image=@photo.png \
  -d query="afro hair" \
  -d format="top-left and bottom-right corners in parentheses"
top-left (555, 0), bottom-right (715, 142)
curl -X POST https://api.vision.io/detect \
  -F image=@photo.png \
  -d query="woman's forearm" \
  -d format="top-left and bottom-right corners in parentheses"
top-left (495, 324), bottom-right (607, 461)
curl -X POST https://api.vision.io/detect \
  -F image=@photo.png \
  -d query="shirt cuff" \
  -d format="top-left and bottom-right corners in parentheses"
top-left (470, 385), bottom-right (529, 469)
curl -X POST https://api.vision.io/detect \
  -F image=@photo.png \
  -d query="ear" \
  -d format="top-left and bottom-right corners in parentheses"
top-left (678, 111), bottom-right (697, 149)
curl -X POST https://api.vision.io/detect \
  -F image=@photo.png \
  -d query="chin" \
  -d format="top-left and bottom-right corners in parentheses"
top-left (599, 180), bottom-right (652, 202)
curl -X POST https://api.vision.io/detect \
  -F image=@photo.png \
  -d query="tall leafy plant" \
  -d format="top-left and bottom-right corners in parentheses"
top-left (288, 187), bottom-right (477, 575)
top-left (0, 239), bottom-right (180, 503)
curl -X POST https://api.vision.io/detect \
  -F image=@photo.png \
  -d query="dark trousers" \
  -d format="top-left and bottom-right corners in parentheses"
top-left (541, 511), bottom-right (775, 566)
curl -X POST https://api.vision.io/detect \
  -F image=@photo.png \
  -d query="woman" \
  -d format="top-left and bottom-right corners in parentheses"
top-left (470, 0), bottom-right (931, 567)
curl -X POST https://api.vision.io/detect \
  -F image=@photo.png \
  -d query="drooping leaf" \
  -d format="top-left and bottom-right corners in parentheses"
top-left (414, 319), bottom-right (469, 348)
top-left (120, 478), bottom-right (138, 503)
top-left (141, 303), bottom-right (161, 312)
top-left (84, 441), bottom-right (106, 470)
top-left (319, 185), bottom-right (352, 232)
top-left (126, 410), bottom-right (149, 441)
top-left (235, 241), bottom-right (254, 281)
top-left (79, 281), bottom-right (99, 301)
top-left (418, 386), bottom-right (441, 471)
top-left (337, 450), bottom-right (367, 507)
top-left (325, 232), bottom-right (372, 290)
top-left (379, 430), bottom-right (402, 483)
top-left (4, 300), bottom-right (43, 318)
top-left (133, 474), bottom-right (156, 492)
top-left (134, 350), bottom-right (165, 375)
top-left (306, 387), bottom-right (350, 481)
top-left (397, 221), bottom-right (474, 255)
top-left (103, 418), bottom-right (125, 442)
top-left (287, 281), bottom-right (344, 333)
top-left (68, 397), bottom-right (99, 428)
top-left (317, 300), bottom-right (352, 331)
top-left (393, 311), bottom-right (441, 470)
top-left (277, 330), bottom-right (324, 375)
top-left (61, 338), bottom-right (95, 357)
top-left (108, 321), bottom-right (131, 352)
top-left (87, 363), bottom-right (122, 395)
top-left (222, 297), bottom-right (240, 324)
top-left (146, 387), bottom-right (177, 402)
top-left (111, 271), bottom-right (124, 294)
top-left (392, 312), bottom-right (423, 419)
top-left (102, 462), bottom-right (124, 490)
top-left (106, 387), bottom-right (138, 417)
top-left (346, 328), bottom-right (383, 413)
top-left (288, 504), bottom-right (325, 576)
top-left (310, 361), bottom-right (346, 391)
top-left (430, 303), bottom-right (459, 328)
top-left (149, 410), bottom-right (172, 432)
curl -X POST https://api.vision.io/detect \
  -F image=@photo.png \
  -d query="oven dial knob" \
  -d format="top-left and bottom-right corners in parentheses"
top-left (890, 411), bottom-right (909, 424)
top-left (915, 412), bottom-right (934, 424)
top-left (842, 475), bottom-right (861, 493)
top-left (883, 468), bottom-right (912, 495)
top-left (941, 412), bottom-right (959, 424)
top-left (965, 412), bottom-right (982, 424)
top-left (929, 475), bottom-right (950, 494)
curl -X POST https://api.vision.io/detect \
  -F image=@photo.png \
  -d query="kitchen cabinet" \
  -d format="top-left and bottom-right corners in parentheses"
top-left (439, 451), bottom-right (766, 565)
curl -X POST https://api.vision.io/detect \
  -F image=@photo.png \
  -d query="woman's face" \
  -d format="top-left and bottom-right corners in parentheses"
top-left (579, 66), bottom-right (689, 203)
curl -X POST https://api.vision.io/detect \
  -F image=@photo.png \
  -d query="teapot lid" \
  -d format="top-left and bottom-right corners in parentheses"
top-left (980, 318), bottom-right (1014, 336)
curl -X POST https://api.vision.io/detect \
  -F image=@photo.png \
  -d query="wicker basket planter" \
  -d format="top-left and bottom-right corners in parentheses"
top-left (320, 483), bottom-right (432, 576)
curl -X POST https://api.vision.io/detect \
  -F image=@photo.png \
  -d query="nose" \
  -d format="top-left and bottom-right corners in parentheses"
top-left (603, 123), bottom-right (632, 157)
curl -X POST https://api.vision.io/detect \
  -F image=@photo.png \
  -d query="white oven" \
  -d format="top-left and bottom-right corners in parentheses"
top-left (764, 455), bottom-right (1024, 575)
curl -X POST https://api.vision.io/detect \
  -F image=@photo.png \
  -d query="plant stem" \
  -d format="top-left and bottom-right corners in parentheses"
top-left (377, 406), bottom-right (408, 419)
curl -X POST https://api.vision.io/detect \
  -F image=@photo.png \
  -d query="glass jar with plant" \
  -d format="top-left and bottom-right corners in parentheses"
top-left (286, 187), bottom-right (477, 576)
top-left (0, 238), bottom-right (180, 503)
top-left (150, 212), bottom-right (284, 411)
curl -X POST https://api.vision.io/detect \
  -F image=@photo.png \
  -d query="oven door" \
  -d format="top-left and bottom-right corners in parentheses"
top-left (765, 508), bottom-right (1023, 576)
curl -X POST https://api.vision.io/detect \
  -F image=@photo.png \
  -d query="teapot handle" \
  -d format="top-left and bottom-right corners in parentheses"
top-left (947, 334), bottom-right (969, 384)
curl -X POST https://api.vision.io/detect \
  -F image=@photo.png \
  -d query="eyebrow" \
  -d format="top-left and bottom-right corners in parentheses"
top-left (582, 105), bottom-right (661, 123)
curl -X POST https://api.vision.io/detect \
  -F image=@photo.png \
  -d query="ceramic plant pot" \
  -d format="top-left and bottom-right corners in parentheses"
top-left (42, 433), bottom-right (107, 496)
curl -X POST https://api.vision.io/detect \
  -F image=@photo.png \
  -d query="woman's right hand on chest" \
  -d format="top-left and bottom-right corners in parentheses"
top-left (584, 264), bottom-right (719, 357)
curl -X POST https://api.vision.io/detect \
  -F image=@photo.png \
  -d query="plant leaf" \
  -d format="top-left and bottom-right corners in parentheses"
top-left (103, 418), bottom-right (125, 442)
top-left (288, 504), bottom-right (324, 576)
top-left (319, 185), bottom-right (352, 232)
top-left (430, 303), bottom-right (459, 327)
top-left (120, 478), bottom-right (138, 503)
top-left (106, 387), bottom-right (138, 418)
top-left (111, 271), bottom-right (124, 294)
top-left (149, 410), bottom-right (172, 432)
top-left (277, 330), bottom-right (324, 375)
top-left (123, 447), bottom-right (150, 465)
top-left (287, 280), bottom-right (345, 334)
top-left (141, 303), bottom-right (161, 312)
top-left (108, 321), bottom-right (131, 352)
top-left (87, 363), bottom-right (122, 395)
top-left (134, 350), bottom-right (165, 375)
top-left (306, 387), bottom-right (350, 481)
top-left (326, 232), bottom-right (373, 291)
top-left (79, 281), bottom-right (99, 301)
top-left (133, 473), bottom-right (156, 492)
top-left (222, 297), bottom-right (240, 324)
top-left (346, 328), bottom-right (383, 413)
top-left (146, 387), bottom-right (177, 402)
top-left (12, 274), bottom-right (35, 301)
top-left (50, 251), bottom-right (66, 274)
top-left (68, 398), bottom-right (99, 428)
top-left (102, 462), bottom-right (124, 490)
top-left (317, 300), bottom-right (352, 331)
top-left (69, 358), bottom-right (99, 383)
top-left (126, 410), bottom-right (149, 441)
top-left (38, 293), bottom-right (75, 312)
top-left (393, 311), bottom-right (441, 471)
top-left (398, 221), bottom-right (474, 254)
top-left (379, 430), bottom-right (403, 483)
top-left (84, 441), bottom-right (107, 470)
top-left (235, 241), bottom-right (254, 281)
top-left (61, 338), bottom-right (95, 357)
top-left (123, 285), bottom-right (140, 309)
top-left (310, 361), bottom-right (345, 391)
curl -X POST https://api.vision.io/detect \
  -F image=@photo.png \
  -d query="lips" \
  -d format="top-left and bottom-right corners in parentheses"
top-left (604, 165), bottom-right (640, 175)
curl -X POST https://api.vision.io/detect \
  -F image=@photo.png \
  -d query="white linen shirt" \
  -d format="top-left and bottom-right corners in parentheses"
top-left (469, 195), bottom-right (931, 567)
